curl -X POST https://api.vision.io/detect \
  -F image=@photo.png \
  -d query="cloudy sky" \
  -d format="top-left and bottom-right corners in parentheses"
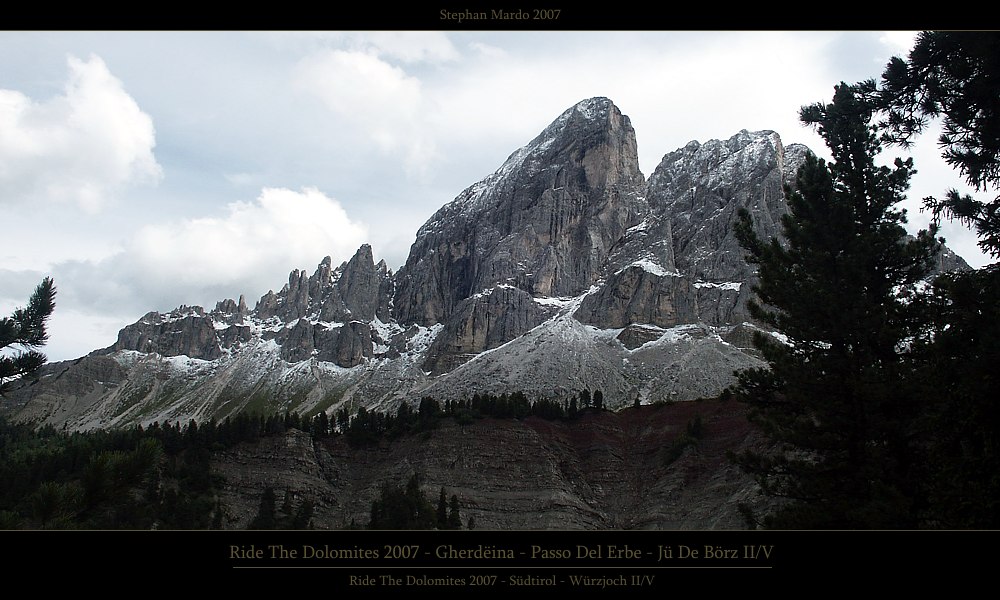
top-left (0, 31), bottom-right (990, 362)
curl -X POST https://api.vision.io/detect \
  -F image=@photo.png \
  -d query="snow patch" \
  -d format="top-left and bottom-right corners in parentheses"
top-left (161, 354), bottom-right (212, 369)
top-left (574, 97), bottom-right (607, 120)
top-left (472, 283), bottom-right (518, 299)
top-left (694, 281), bottom-right (743, 291)
top-left (160, 309), bottom-right (203, 324)
top-left (615, 260), bottom-right (681, 278)
top-left (533, 295), bottom-right (578, 308)
top-left (769, 331), bottom-right (792, 346)
top-left (620, 323), bottom-right (709, 352)
top-left (407, 323), bottom-right (443, 355)
top-left (626, 219), bottom-right (650, 234)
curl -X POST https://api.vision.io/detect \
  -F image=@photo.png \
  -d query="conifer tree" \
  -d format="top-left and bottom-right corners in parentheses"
top-left (368, 474), bottom-right (437, 530)
top-left (249, 487), bottom-right (277, 529)
top-left (878, 31), bottom-right (1000, 255)
top-left (447, 494), bottom-right (462, 529)
top-left (873, 31), bottom-right (1000, 526)
top-left (731, 83), bottom-right (939, 528)
top-left (0, 277), bottom-right (56, 395)
top-left (437, 487), bottom-right (448, 529)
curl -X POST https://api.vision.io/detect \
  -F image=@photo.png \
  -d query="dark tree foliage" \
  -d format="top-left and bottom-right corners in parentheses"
top-left (339, 392), bottom-right (574, 446)
top-left (418, 396), bottom-right (440, 421)
top-left (437, 486), bottom-right (448, 529)
top-left (568, 397), bottom-right (579, 419)
top-left (0, 417), bottom-right (230, 529)
top-left (2, 414), bottom-right (303, 529)
top-left (447, 494), bottom-right (462, 530)
top-left (911, 266), bottom-right (1000, 526)
top-left (0, 277), bottom-right (56, 395)
top-left (314, 411), bottom-right (330, 438)
top-left (731, 84), bottom-right (939, 528)
top-left (249, 486), bottom-right (277, 530)
top-left (878, 31), bottom-right (1000, 257)
top-left (663, 415), bottom-right (705, 466)
top-left (873, 31), bottom-right (1000, 527)
top-left (368, 474), bottom-right (437, 530)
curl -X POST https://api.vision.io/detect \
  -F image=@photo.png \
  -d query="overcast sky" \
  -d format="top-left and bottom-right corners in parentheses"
top-left (1, 31), bottom-right (990, 362)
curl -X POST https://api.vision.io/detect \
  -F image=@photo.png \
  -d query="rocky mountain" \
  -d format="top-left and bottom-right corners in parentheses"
top-left (3, 97), bottom-right (966, 431)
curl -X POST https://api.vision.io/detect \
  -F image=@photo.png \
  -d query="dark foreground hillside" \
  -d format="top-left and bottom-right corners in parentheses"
top-left (214, 399), bottom-right (768, 530)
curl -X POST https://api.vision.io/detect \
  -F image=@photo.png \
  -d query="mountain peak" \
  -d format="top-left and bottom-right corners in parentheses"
top-left (568, 96), bottom-right (615, 119)
top-left (492, 97), bottom-right (637, 182)
top-left (395, 97), bottom-right (647, 326)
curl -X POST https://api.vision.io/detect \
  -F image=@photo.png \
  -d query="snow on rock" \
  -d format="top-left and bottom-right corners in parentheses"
top-left (615, 259), bottom-right (682, 278)
top-left (694, 281), bottom-right (743, 291)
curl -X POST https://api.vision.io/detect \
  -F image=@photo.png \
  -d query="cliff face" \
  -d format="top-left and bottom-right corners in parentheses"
top-left (394, 97), bottom-right (646, 326)
top-left (214, 400), bottom-right (771, 530)
top-left (577, 131), bottom-right (807, 331)
top-left (392, 98), bottom-right (648, 369)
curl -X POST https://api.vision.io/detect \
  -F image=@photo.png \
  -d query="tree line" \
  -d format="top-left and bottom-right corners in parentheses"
top-left (336, 389), bottom-right (606, 447)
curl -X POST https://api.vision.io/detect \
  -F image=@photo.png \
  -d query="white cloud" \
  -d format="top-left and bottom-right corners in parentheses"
top-left (879, 31), bottom-right (918, 54)
top-left (2, 186), bottom-right (370, 361)
top-left (350, 31), bottom-right (460, 64)
top-left (427, 33), bottom-right (838, 177)
top-left (31, 186), bottom-right (368, 324)
top-left (45, 308), bottom-right (131, 362)
top-left (467, 42), bottom-right (506, 59)
top-left (296, 50), bottom-right (421, 122)
top-left (293, 49), bottom-right (440, 177)
top-left (127, 186), bottom-right (368, 292)
top-left (266, 31), bottom-right (459, 64)
top-left (0, 54), bottom-right (161, 212)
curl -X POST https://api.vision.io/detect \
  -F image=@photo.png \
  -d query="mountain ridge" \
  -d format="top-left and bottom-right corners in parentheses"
top-left (3, 97), bottom-right (967, 431)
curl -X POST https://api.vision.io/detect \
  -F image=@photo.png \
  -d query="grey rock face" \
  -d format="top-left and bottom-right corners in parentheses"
top-left (422, 285), bottom-right (549, 374)
top-left (261, 245), bottom-right (385, 368)
top-left (575, 265), bottom-right (697, 329)
top-left (643, 131), bottom-right (794, 282)
top-left (578, 130), bottom-right (802, 332)
top-left (393, 97), bottom-right (646, 328)
top-left (334, 321), bottom-right (374, 367)
top-left (392, 97), bottom-right (650, 370)
top-left (4, 355), bottom-right (128, 422)
top-left (255, 244), bottom-right (392, 327)
top-left (113, 307), bottom-right (223, 360)
top-left (337, 245), bottom-right (385, 321)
